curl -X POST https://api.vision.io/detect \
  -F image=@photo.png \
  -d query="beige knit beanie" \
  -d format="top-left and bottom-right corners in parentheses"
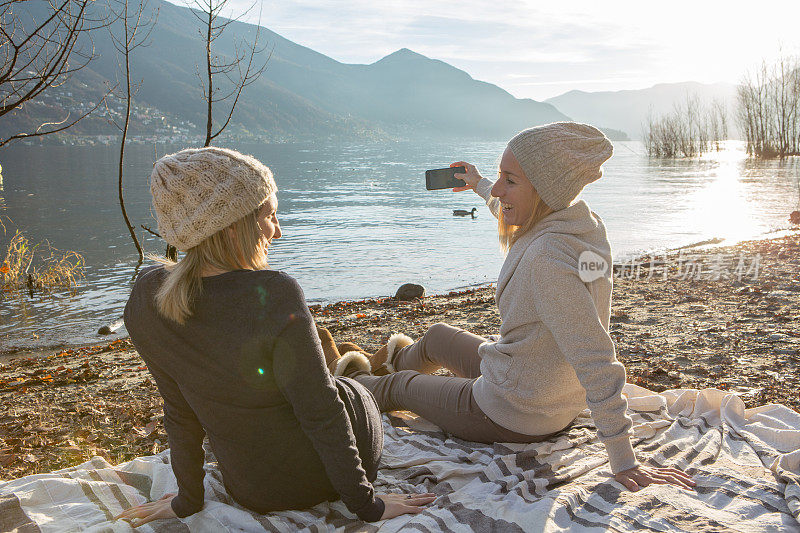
top-left (507, 122), bottom-right (613, 211)
top-left (150, 147), bottom-right (276, 251)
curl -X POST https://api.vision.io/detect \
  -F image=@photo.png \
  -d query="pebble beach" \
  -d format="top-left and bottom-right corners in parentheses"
top-left (1, 231), bottom-right (798, 480)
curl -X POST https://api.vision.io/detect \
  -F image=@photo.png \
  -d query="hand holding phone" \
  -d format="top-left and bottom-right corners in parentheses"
top-left (425, 166), bottom-right (466, 190)
top-left (449, 161), bottom-right (482, 191)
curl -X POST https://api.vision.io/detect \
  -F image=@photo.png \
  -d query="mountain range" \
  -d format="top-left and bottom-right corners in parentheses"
top-left (546, 82), bottom-right (739, 140)
top-left (4, 0), bottom-right (742, 143)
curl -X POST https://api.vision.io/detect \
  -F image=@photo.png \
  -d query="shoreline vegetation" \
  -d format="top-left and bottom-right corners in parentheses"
top-left (644, 55), bottom-right (800, 159)
top-left (0, 226), bottom-right (85, 298)
top-left (1, 231), bottom-right (799, 480)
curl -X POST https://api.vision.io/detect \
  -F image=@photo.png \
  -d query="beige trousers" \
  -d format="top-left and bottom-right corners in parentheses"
top-left (353, 323), bottom-right (553, 443)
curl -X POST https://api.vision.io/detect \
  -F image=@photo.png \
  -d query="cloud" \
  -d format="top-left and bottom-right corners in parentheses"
top-left (174, 0), bottom-right (800, 100)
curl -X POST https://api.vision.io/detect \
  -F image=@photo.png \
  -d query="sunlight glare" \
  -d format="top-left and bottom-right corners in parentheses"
top-left (690, 141), bottom-right (758, 245)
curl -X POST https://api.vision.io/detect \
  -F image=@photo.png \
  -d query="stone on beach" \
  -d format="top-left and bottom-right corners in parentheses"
top-left (97, 319), bottom-right (125, 336)
top-left (395, 283), bottom-right (425, 301)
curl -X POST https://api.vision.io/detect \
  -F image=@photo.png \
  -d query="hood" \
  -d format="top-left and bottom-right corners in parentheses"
top-left (504, 199), bottom-right (612, 273)
top-left (530, 200), bottom-right (602, 239)
top-left (496, 199), bottom-right (612, 300)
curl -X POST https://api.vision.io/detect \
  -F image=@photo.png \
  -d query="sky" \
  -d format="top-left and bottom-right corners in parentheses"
top-left (187, 0), bottom-right (800, 101)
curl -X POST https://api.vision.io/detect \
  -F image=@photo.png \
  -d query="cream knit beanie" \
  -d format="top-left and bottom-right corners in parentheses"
top-left (150, 147), bottom-right (276, 251)
top-left (507, 122), bottom-right (613, 211)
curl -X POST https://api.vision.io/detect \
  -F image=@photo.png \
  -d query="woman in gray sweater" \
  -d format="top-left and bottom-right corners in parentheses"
top-left (117, 148), bottom-right (434, 528)
top-left (338, 123), bottom-right (695, 493)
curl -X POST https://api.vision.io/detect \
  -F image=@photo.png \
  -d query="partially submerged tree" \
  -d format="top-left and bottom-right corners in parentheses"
top-left (643, 94), bottom-right (728, 158)
top-left (188, 0), bottom-right (270, 147)
top-left (737, 54), bottom-right (800, 158)
top-left (0, 0), bottom-right (112, 146)
top-left (707, 99), bottom-right (729, 149)
top-left (107, 0), bottom-right (158, 263)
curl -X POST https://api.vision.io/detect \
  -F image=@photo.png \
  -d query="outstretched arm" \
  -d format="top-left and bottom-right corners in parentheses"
top-left (272, 279), bottom-right (383, 520)
top-left (115, 358), bottom-right (205, 526)
top-left (450, 161), bottom-right (501, 219)
top-left (530, 249), bottom-right (694, 491)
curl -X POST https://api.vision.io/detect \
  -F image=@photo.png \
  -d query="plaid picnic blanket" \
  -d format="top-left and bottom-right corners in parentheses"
top-left (2, 384), bottom-right (799, 532)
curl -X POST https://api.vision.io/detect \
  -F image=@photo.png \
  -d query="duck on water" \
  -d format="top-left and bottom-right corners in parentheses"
top-left (453, 208), bottom-right (477, 218)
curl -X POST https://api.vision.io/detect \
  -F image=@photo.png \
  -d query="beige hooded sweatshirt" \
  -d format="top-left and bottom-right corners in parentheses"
top-left (472, 178), bottom-right (638, 474)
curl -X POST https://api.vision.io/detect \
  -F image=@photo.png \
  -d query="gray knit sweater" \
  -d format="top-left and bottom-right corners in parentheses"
top-left (472, 178), bottom-right (638, 474)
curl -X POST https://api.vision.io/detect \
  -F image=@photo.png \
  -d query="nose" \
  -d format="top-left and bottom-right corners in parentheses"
top-left (490, 180), bottom-right (503, 198)
top-left (274, 219), bottom-right (282, 240)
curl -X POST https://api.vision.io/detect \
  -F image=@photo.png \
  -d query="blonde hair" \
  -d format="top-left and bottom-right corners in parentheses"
top-left (151, 201), bottom-right (269, 324)
top-left (498, 188), bottom-right (553, 253)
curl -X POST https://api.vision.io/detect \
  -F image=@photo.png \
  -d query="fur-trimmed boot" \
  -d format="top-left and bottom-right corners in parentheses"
top-left (337, 342), bottom-right (368, 355)
top-left (370, 333), bottom-right (414, 375)
top-left (329, 351), bottom-right (372, 377)
top-left (316, 325), bottom-right (340, 369)
top-left (318, 328), bottom-right (372, 377)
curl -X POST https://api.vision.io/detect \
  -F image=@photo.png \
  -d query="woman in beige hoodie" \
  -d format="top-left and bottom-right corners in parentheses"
top-left (335, 122), bottom-right (694, 493)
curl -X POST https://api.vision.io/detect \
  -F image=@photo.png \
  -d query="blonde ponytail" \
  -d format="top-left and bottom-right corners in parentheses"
top-left (151, 202), bottom-right (269, 324)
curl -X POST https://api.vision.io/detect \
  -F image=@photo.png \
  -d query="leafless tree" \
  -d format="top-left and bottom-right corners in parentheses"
top-left (737, 54), bottom-right (799, 158)
top-left (0, 0), bottom-right (112, 146)
top-left (107, 0), bottom-right (157, 263)
top-left (644, 94), bottom-right (724, 158)
top-left (188, 0), bottom-right (270, 146)
top-left (773, 54), bottom-right (796, 157)
top-left (708, 98), bottom-right (729, 147)
top-left (737, 74), bottom-right (759, 155)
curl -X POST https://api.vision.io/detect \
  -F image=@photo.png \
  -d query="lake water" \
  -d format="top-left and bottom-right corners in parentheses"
top-left (0, 140), bottom-right (798, 352)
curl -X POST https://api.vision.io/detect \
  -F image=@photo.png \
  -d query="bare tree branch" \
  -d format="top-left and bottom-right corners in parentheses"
top-left (186, 0), bottom-right (269, 146)
top-left (210, 42), bottom-right (271, 142)
top-left (140, 224), bottom-right (161, 238)
top-left (0, 85), bottom-right (111, 146)
top-left (107, 0), bottom-right (158, 263)
top-left (0, 0), bottom-right (115, 145)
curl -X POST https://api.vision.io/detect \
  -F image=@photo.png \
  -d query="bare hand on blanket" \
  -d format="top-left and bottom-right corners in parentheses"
top-left (115, 493), bottom-right (177, 528)
top-left (615, 465), bottom-right (696, 491)
top-left (450, 161), bottom-right (482, 191)
top-left (378, 492), bottom-right (438, 519)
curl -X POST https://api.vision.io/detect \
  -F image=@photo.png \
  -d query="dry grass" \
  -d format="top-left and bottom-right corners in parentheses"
top-left (1, 221), bottom-right (85, 296)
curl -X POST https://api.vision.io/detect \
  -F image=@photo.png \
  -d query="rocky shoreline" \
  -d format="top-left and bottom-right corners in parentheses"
top-left (1, 231), bottom-right (798, 480)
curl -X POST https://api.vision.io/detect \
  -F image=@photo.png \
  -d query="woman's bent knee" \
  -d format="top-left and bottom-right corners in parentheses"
top-left (428, 322), bottom-right (457, 337)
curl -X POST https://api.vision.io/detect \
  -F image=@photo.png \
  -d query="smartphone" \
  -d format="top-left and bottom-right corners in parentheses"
top-left (425, 166), bottom-right (466, 190)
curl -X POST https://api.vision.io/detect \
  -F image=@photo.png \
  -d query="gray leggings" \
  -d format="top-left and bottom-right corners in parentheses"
top-left (353, 323), bottom-right (551, 443)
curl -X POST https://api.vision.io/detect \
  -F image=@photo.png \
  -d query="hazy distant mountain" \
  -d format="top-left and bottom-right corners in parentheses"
top-left (344, 48), bottom-right (572, 138)
top-left (4, 0), bottom-right (570, 142)
top-left (546, 82), bottom-right (739, 140)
